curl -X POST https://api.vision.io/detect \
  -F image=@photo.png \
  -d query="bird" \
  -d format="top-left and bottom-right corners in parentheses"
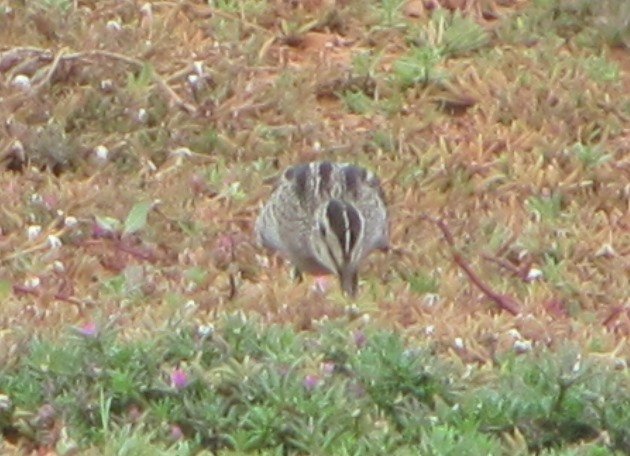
top-left (255, 161), bottom-right (389, 297)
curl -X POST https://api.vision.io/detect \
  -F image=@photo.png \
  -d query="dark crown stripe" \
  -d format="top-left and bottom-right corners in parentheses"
top-left (325, 199), bottom-right (346, 251)
top-left (317, 161), bottom-right (333, 197)
top-left (342, 165), bottom-right (367, 199)
top-left (290, 164), bottom-right (311, 205)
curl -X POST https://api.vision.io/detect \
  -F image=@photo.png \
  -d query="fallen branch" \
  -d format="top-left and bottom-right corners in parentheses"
top-left (423, 215), bottom-right (521, 316)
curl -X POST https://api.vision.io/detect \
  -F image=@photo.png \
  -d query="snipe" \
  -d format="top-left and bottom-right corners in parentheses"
top-left (255, 161), bottom-right (389, 296)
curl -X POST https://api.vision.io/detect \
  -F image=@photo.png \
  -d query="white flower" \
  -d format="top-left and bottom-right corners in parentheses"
top-left (198, 324), bottom-right (215, 338)
top-left (100, 79), bottom-right (114, 92)
top-left (193, 61), bottom-right (204, 75)
top-left (30, 194), bottom-right (43, 205)
top-left (140, 3), bottom-right (152, 16)
top-left (48, 235), bottom-right (62, 249)
top-left (595, 243), bottom-right (616, 258)
top-left (526, 268), bottom-right (543, 281)
top-left (24, 276), bottom-right (40, 289)
top-left (27, 225), bottom-right (42, 241)
top-left (12, 74), bottom-right (31, 91)
top-left (422, 293), bottom-right (440, 307)
top-left (513, 340), bottom-right (532, 353)
top-left (94, 145), bottom-right (109, 162)
top-left (345, 304), bottom-right (360, 318)
top-left (64, 216), bottom-right (78, 228)
top-left (507, 328), bottom-right (522, 340)
top-left (171, 147), bottom-right (192, 158)
top-left (106, 20), bottom-right (122, 31)
top-left (137, 108), bottom-right (148, 123)
top-left (255, 254), bottom-right (270, 268)
top-left (572, 354), bottom-right (582, 373)
top-left (187, 74), bottom-right (200, 88)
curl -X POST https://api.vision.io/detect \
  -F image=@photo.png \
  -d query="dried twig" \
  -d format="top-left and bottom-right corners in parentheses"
top-left (78, 237), bottom-right (158, 263)
top-left (422, 214), bottom-right (521, 316)
top-left (12, 283), bottom-right (83, 305)
top-left (0, 46), bottom-right (196, 114)
top-left (603, 305), bottom-right (630, 330)
top-left (0, 227), bottom-right (68, 264)
top-left (30, 47), bottom-right (67, 92)
top-left (482, 253), bottom-right (531, 281)
top-left (82, 49), bottom-right (197, 114)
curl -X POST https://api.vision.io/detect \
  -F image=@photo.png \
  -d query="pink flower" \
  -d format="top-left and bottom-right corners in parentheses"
top-left (171, 368), bottom-right (189, 390)
top-left (312, 276), bottom-right (331, 293)
top-left (348, 382), bottom-right (366, 399)
top-left (303, 374), bottom-right (321, 391)
top-left (170, 424), bottom-right (184, 440)
top-left (43, 195), bottom-right (58, 210)
top-left (91, 220), bottom-right (116, 239)
top-left (127, 405), bottom-right (142, 422)
top-left (321, 362), bottom-right (335, 375)
top-left (215, 234), bottom-right (236, 254)
top-left (353, 330), bottom-right (366, 348)
top-left (77, 322), bottom-right (98, 338)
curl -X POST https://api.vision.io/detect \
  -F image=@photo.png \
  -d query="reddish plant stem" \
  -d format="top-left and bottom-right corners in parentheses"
top-left (13, 283), bottom-right (81, 304)
top-left (82, 238), bottom-right (157, 262)
top-left (424, 215), bottom-right (521, 316)
top-left (602, 305), bottom-right (629, 330)
top-left (482, 254), bottom-right (522, 277)
top-left (116, 241), bottom-right (157, 262)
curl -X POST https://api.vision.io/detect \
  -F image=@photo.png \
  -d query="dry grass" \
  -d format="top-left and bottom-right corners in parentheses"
top-left (0, 0), bottom-right (628, 391)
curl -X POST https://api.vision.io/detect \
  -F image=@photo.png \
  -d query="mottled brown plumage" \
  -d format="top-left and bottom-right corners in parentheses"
top-left (255, 161), bottom-right (389, 296)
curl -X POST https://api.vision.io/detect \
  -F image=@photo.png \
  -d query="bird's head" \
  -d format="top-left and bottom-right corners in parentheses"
top-left (311, 199), bottom-right (365, 297)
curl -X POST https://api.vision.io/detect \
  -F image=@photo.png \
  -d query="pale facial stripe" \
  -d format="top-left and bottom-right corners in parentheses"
top-left (341, 204), bottom-right (351, 255)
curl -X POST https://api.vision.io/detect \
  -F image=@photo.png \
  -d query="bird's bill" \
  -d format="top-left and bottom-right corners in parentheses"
top-left (339, 266), bottom-right (358, 297)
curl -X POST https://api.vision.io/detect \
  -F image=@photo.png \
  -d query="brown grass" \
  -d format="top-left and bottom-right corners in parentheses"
top-left (1, 0), bottom-right (628, 365)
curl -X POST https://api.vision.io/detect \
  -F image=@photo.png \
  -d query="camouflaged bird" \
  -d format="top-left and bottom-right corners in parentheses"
top-left (255, 161), bottom-right (389, 296)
